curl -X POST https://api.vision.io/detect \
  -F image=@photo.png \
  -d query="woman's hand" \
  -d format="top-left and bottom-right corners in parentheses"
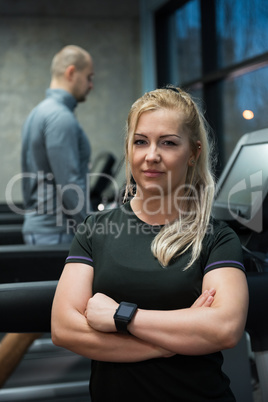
top-left (191, 288), bottom-right (216, 309)
top-left (85, 293), bottom-right (119, 332)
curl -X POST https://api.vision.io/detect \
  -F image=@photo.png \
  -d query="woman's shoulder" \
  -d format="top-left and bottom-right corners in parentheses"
top-left (205, 217), bottom-right (240, 246)
top-left (201, 217), bottom-right (245, 273)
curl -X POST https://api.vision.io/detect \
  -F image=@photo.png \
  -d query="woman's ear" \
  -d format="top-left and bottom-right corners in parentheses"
top-left (188, 141), bottom-right (202, 166)
top-left (196, 140), bottom-right (202, 161)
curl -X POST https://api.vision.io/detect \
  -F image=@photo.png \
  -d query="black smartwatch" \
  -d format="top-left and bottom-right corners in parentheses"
top-left (113, 301), bottom-right (138, 334)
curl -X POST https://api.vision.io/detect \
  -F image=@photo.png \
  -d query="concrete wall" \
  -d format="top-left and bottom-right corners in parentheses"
top-left (0, 0), bottom-right (141, 203)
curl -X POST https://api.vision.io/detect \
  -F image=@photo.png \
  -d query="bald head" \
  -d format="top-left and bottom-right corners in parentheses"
top-left (50, 45), bottom-right (94, 102)
top-left (51, 45), bottom-right (92, 78)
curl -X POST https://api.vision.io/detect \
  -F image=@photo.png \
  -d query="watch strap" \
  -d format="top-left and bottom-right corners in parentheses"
top-left (114, 318), bottom-right (130, 334)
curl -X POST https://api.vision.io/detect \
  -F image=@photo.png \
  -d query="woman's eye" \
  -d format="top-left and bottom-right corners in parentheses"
top-left (134, 139), bottom-right (146, 145)
top-left (162, 140), bottom-right (176, 146)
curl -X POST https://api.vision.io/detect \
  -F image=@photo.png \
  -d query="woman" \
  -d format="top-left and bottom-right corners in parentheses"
top-left (51, 86), bottom-right (249, 402)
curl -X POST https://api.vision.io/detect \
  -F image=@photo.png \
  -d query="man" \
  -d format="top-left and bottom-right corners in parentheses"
top-left (21, 45), bottom-right (94, 245)
top-left (0, 46), bottom-right (94, 389)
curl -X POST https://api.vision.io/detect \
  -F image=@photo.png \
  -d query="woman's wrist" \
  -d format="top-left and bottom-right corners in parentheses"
top-left (113, 302), bottom-right (138, 334)
top-left (127, 307), bottom-right (140, 335)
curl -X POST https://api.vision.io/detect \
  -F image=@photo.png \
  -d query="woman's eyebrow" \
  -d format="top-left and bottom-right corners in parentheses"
top-left (134, 133), bottom-right (181, 138)
top-left (159, 134), bottom-right (181, 138)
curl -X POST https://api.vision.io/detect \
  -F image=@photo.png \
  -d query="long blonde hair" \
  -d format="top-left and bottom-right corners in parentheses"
top-left (124, 87), bottom-right (216, 269)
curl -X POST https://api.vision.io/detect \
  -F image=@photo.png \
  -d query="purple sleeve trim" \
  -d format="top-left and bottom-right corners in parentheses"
top-left (204, 260), bottom-right (245, 272)
top-left (66, 255), bottom-right (93, 263)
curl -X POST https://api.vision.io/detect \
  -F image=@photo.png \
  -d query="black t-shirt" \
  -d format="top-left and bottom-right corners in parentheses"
top-left (66, 202), bottom-right (245, 402)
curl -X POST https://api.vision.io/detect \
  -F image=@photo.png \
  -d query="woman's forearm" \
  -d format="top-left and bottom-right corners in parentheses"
top-left (51, 264), bottom-right (171, 363)
top-left (127, 269), bottom-right (248, 356)
top-left (128, 306), bottom-right (236, 355)
top-left (51, 264), bottom-right (172, 362)
top-left (52, 309), bottom-right (172, 362)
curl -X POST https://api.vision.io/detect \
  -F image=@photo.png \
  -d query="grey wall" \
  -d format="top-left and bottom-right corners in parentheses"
top-left (0, 0), bottom-right (141, 203)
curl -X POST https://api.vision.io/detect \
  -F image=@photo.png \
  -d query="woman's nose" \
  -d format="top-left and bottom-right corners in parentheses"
top-left (145, 146), bottom-right (161, 163)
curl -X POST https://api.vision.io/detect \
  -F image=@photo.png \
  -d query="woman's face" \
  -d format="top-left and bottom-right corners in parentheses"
top-left (129, 108), bottom-right (195, 200)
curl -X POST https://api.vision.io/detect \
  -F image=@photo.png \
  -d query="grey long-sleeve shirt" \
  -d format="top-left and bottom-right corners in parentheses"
top-left (21, 89), bottom-right (91, 234)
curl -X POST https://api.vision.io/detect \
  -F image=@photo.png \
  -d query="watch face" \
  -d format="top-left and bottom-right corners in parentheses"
top-left (114, 302), bottom-right (138, 333)
top-left (117, 304), bottom-right (135, 318)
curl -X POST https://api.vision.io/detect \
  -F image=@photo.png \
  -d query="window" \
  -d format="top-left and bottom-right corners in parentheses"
top-left (222, 66), bottom-right (268, 158)
top-left (155, 0), bottom-right (268, 172)
top-left (175, 0), bottom-right (201, 83)
top-left (216, 0), bottom-right (268, 68)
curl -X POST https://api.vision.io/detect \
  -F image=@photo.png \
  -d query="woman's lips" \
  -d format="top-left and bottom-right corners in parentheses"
top-left (143, 170), bottom-right (164, 178)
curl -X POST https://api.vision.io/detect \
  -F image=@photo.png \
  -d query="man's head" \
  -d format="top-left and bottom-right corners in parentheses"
top-left (50, 45), bottom-right (94, 102)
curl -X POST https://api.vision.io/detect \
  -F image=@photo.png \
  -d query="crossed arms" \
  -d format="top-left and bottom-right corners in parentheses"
top-left (51, 262), bottom-right (248, 362)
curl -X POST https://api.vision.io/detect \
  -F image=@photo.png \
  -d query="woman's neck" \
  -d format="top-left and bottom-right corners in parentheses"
top-left (130, 194), bottom-right (180, 226)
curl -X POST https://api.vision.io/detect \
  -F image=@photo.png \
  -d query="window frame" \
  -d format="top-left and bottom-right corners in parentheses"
top-left (154, 0), bottom-right (268, 176)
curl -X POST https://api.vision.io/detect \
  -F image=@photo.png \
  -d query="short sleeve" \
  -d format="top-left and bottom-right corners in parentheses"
top-left (65, 215), bottom-right (95, 266)
top-left (203, 221), bottom-right (245, 275)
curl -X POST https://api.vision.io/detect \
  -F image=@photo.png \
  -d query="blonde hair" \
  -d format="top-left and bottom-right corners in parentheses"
top-left (51, 45), bottom-right (90, 78)
top-left (124, 87), bottom-right (216, 269)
